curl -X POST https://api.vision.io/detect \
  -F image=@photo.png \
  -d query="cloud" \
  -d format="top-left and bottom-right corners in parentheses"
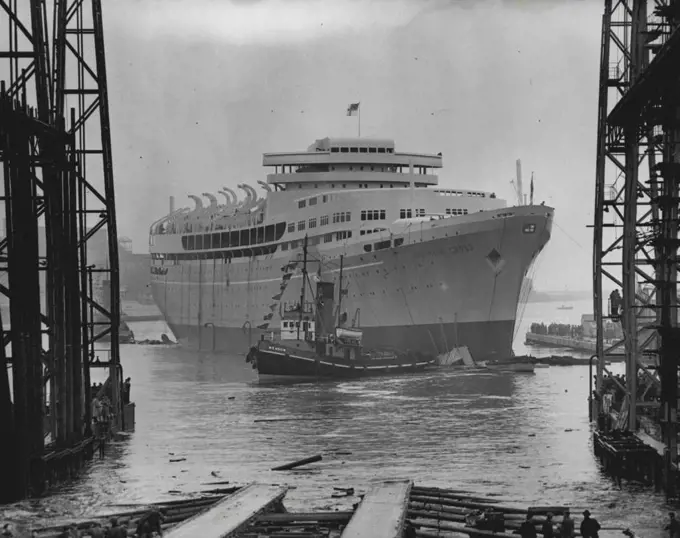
top-left (111, 0), bottom-right (430, 45)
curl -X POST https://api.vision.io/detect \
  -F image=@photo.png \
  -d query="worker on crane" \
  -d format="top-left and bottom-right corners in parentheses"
top-left (609, 289), bottom-right (623, 323)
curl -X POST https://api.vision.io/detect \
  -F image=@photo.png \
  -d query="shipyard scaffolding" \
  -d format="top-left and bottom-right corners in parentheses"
top-left (592, 0), bottom-right (680, 499)
top-left (0, 0), bottom-right (130, 502)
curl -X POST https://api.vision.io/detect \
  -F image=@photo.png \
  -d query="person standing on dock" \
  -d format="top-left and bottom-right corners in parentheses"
top-left (123, 377), bottom-right (131, 405)
top-left (519, 513), bottom-right (537, 538)
top-left (58, 525), bottom-right (80, 538)
top-left (87, 523), bottom-right (105, 538)
top-left (542, 513), bottom-right (554, 538)
top-left (92, 395), bottom-right (102, 424)
top-left (560, 510), bottom-right (575, 538)
top-left (106, 518), bottom-right (127, 538)
top-left (665, 512), bottom-right (680, 538)
top-left (580, 510), bottom-right (601, 538)
top-left (136, 509), bottom-right (166, 538)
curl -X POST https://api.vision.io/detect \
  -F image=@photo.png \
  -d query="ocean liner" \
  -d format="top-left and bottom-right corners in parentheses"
top-left (148, 136), bottom-right (553, 361)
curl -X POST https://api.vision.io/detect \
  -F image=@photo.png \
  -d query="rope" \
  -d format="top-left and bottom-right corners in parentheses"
top-left (553, 219), bottom-right (586, 251)
top-left (513, 254), bottom-right (545, 341)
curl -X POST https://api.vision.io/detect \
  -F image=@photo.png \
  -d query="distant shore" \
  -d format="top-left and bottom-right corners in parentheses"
top-left (527, 290), bottom-right (592, 304)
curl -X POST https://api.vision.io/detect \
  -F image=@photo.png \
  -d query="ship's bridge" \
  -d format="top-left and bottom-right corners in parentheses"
top-left (263, 137), bottom-right (442, 188)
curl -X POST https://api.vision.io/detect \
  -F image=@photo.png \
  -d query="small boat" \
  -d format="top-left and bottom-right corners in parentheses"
top-left (247, 240), bottom-right (436, 382)
top-left (557, 304), bottom-right (574, 310)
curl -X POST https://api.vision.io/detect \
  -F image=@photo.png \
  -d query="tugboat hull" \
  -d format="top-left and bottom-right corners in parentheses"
top-left (251, 343), bottom-right (435, 381)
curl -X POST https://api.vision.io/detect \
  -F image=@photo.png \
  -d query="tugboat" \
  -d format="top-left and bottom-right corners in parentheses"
top-left (246, 237), bottom-right (436, 382)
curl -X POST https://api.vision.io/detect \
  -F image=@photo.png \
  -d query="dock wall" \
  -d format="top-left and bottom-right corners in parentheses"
top-left (525, 332), bottom-right (597, 352)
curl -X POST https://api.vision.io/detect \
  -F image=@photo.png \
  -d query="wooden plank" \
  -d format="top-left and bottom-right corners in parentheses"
top-left (165, 483), bottom-right (287, 538)
top-left (636, 432), bottom-right (678, 470)
top-left (341, 480), bottom-right (412, 538)
top-left (258, 511), bottom-right (353, 522)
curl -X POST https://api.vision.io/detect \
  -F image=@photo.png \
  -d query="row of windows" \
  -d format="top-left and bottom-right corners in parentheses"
top-left (333, 211), bottom-right (351, 224)
top-left (154, 228), bottom-right (410, 262)
top-left (298, 194), bottom-right (329, 209)
top-left (288, 213), bottom-right (345, 233)
top-left (160, 244), bottom-right (279, 260)
top-left (446, 208), bottom-right (469, 215)
top-left (181, 222), bottom-right (286, 251)
top-left (280, 230), bottom-right (354, 251)
top-left (360, 227), bottom-right (388, 236)
top-left (358, 183), bottom-right (399, 188)
top-left (290, 181), bottom-right (430, 190)
top-left (399, 209), bottom-right (426, 219)
top-left (360, 209), bottom-right (386, 221)
top-left (436, 189), bottom-right (491, 198)
top-left (330, 147), bottom-right (393, 154)
top-left (363, 238), bottom-right (403, 253)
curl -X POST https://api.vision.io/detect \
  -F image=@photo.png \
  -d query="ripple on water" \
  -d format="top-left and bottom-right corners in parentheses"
top-left (0, 347), bottom-right (670, 537)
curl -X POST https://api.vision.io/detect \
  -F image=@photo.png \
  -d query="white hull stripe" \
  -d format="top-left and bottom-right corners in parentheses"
top-left (262, 350), bottom-right (432, 369)
top-left (160, 260), bottom-right (384, 286)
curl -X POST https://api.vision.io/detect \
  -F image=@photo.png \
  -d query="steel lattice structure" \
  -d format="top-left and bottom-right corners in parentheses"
top-left (593, 0), bottom-right (680, 498)
top-left (0, 0), bottom-right (121, 500)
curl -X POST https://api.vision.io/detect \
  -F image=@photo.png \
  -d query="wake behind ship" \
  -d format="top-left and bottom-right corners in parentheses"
top-left (149, 136), bottom-right (553, 361)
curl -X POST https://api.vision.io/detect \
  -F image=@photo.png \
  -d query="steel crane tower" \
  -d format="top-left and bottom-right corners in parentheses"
top-left (592, 0), bottom-right (680, 499)
top-left (0, 0), bottom-right (122, 501)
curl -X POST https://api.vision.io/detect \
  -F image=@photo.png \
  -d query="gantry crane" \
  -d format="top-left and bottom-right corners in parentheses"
top-left (0, 0), bottom-right (122, 501)
top-left (592, 0), bottom-right (680, 499)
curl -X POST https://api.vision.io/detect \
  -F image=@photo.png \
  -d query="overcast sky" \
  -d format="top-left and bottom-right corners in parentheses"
top-left (102, 0), bottom-right (601, 291)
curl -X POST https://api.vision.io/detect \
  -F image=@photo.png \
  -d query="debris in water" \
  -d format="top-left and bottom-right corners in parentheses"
top-left (271, 454), bottom-right (323, 471)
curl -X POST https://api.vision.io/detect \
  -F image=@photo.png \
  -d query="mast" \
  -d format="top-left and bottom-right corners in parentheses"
top-left (297, 235), bottom-right (308, 340)
top-left (337, 255), bottom-right (344, 327)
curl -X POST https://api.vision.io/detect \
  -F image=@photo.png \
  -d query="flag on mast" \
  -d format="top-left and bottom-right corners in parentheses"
top-left (346, 102), bottom-right (360, 116)
top-left (530, 173), bottom-right (534, 205)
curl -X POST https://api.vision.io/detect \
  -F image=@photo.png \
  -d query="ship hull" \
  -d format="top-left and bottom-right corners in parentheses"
top-left (151, 207), bottom-right (551, 361)
top-left (166, 319), bottom-right (513, 361)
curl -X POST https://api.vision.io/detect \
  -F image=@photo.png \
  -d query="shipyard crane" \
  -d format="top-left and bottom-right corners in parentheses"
top-left (591, 0), bottom-right (680, 500)
top-left (0, 0), bottom-right (124, 501)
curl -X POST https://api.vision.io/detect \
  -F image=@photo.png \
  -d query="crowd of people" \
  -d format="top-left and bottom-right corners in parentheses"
top-left (88, 378), bottom-right (131, 458)
top-left (515, 509), bottom-right (600, 538)
top-left (530, 321), bottom-right (621, 340)
top-left (530, 322), bottom-right (584, 338)
top-left (405, 508), bottom-right (603, 538)
top-left (89, 378), bottom-right (132, 412)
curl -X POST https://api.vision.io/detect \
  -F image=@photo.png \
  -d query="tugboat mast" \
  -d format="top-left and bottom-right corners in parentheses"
top-left (297, 235), bottom-right (308, 340)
